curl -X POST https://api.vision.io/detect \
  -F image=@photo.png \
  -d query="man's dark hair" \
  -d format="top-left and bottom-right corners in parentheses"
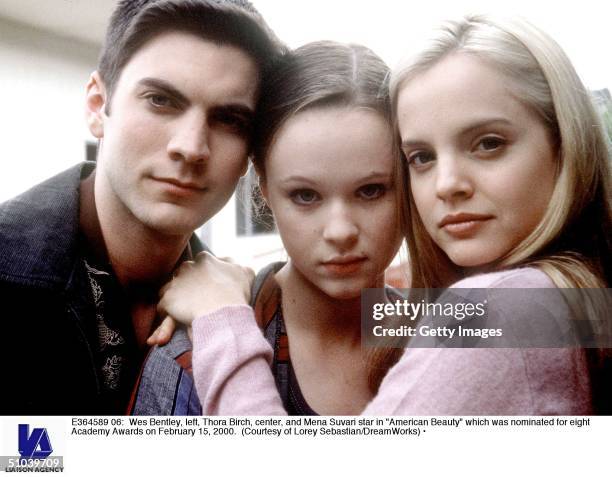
top-left (98, 0), bottom-right (284, 111)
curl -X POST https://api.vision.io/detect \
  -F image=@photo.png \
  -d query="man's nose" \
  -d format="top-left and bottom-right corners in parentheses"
top-left (167, 113), bottom-right (210, 163)
top-left (322, 201), bottom-right (359, 250)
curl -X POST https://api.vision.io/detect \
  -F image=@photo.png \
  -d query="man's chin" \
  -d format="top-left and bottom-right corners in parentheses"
top-left (136, 208), bottom-right (208, 238)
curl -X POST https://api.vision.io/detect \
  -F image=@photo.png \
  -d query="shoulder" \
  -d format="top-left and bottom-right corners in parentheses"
top-left (445, 267), bottom-right (560, 325)
top-left (251, 262), bottom-right (285, 299)
top-left (251, 262), bottom-right (284, 328)
top-left (131, 328), bottom-right (202, 415)
top-left (450, 267), bottom-right (555, 289)
top-left (0, 162), bottom-right (93, 288)
top-left (0, 162), bottom-right (91, 223)
top-left (449, 267), bottom-right (578, 348)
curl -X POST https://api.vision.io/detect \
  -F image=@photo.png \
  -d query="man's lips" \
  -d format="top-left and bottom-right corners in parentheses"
top-left (151, 177), bottom-right (206, 197)
top-left (153, 177), bottom-right (205, 190)
top-left (438, 213), bottom-right (493, 237)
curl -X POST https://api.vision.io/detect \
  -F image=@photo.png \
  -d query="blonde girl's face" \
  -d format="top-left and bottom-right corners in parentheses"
top-left (397, 53), bottom-right (557, 269)
top-left (262, 107), bottom-right (402, 300)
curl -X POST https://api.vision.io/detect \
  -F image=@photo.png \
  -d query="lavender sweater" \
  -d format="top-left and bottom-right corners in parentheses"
top-left (191, 268), bottom-right (592, 415)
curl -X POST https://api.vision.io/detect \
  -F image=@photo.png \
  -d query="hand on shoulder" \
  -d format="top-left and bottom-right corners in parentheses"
top-left (148, 252), bottom-right (255, 345)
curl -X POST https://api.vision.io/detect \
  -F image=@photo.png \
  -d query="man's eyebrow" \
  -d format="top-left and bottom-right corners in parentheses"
top-left (137, 77), bottom-right (254, 118)
top-left (136, 77), bottom-right (189, 105)
top-left (211, 103), bottom-right (255, 119)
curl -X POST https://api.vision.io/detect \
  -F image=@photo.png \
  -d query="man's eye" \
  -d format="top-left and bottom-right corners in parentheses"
top-left (476, 136), bottom-right (506, 152)
top-left (406, 150), bottom-right (435, 168)
top-left (213, 112), bottom-right (250, 133)
top-left (357, 184), bottom-right (386, 200)
top-left (290, 189), bottom-right (320, 205)
top-left (146, 94), bottom-right (174, 108)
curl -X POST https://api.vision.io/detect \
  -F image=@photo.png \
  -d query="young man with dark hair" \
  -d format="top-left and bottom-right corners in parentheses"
top-left (0, 0), bottom-right (282, 414)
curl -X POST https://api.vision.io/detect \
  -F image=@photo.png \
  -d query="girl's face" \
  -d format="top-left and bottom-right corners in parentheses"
top-left (262, 107), bottom-right (401, 300)
top-left (397, 53), bottom-right (557, 268)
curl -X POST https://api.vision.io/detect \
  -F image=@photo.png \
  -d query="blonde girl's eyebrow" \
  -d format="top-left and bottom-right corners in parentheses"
top-left (456, 118), bottom-right (514, 137)
top-left (401, 118), bottom-right (515, 149)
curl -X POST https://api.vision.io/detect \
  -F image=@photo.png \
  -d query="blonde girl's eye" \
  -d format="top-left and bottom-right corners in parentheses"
top-left (475, 136), bottom-right (506, 153)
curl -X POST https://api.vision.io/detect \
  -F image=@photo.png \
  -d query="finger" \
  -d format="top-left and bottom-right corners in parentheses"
top-left (157, 293), bottom-right (168, 317)
top-left (245, 266), bottom-right (255, 280)
top-left (245, 266), bottom-right (256, 286)
top-left (146, 328), bottom-right (160, 346)
top-left (159, 277), bottom-right (174, 298)
top-left (148, 316), bottom-right (176, 346)
top-left (194, 250), bottom-right (213, 262)
top-left (174, 260), bottom-right (195, 274)
top-left (157, 316), bottom-right (176, 345)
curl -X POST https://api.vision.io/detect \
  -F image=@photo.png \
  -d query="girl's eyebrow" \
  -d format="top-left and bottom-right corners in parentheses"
top-left (357, 172), bottom-right (393, 182)
top-left (280, 175), bottom-right (317, 185)
top-left (401, 139), bottom-right (428, 149)
top-left (401, 117), bottom-right (513, 148)
top-left (456, 117), bottom-right (513, 136)
top-left (281, 171), bottom-right (392, 185)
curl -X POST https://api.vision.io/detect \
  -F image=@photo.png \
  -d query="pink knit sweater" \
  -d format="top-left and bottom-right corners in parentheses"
top-left (191, 268), bottom-right (592, 415)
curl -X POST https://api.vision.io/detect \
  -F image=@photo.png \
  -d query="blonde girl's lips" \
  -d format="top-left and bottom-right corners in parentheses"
top-left (442, 218), bottom-right (492, 238)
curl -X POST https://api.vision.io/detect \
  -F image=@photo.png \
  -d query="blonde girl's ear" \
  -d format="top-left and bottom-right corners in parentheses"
top-left (85, 71), bottom-right (108, 139)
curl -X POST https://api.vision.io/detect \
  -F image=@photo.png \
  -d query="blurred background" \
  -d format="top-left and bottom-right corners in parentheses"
top-left (1, 0), bottom-right (610, 280)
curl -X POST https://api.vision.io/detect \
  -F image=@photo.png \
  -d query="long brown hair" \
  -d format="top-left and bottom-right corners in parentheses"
top-left (252, 41), bottom-right (404, 391)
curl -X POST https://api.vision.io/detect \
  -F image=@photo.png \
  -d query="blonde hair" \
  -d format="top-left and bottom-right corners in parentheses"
top-left (391, 14), bottom-right (612, 289)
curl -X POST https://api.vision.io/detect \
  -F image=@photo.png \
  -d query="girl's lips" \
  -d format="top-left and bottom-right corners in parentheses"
top-left (438, 213), bottom-right (493, 228)
top-left (322, 257), bottom-right (367, 276)
top-left (441, 217), bottom-right (492, 238)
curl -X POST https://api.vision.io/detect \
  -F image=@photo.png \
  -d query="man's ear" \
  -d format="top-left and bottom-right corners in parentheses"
top-left (85, 71), bottom-right (108, 139)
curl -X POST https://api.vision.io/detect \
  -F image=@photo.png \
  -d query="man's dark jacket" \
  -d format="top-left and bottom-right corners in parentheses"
top-left (0, 163), bottom-right (203, 414)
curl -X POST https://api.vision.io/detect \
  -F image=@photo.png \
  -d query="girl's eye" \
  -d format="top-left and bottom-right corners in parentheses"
top-left (476, 136), bottom-right (506, 152)
top-left (290, 189), bottom-right (320, 205)
top-left (357, 184), bottom-right (386, 200)
top-left (406, 150), bottom-right (435, 168)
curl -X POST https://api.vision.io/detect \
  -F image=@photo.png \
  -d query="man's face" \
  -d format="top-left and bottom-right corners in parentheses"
top-left (88, 31), bottom-right (259, 237)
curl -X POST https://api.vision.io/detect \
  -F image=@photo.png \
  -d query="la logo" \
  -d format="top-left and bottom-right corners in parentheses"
top-left (18, 424), bottom-right (53, 458)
